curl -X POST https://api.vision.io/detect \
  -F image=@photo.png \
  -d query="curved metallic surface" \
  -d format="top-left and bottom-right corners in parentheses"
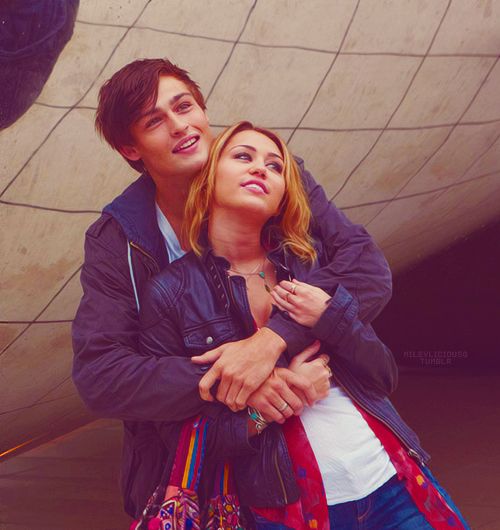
top-left (1, 0), bottom-right (499, 460)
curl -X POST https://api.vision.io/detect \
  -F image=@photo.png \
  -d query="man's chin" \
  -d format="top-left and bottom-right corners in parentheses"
top-left (173, 159), bottom-right (206, 181)
top-left (185, 151), bottom-right (209, 174)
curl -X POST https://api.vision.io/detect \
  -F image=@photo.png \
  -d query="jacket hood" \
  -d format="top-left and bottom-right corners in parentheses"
top-left (103, 173), bottom-right (168, 268)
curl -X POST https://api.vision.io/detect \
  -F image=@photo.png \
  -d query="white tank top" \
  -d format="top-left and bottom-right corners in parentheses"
top-left (300, 381), bottom-right (396, 505)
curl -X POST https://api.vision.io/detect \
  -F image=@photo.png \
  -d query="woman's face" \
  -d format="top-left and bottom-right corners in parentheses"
top-left (213, 129), bottom-right (286, 221)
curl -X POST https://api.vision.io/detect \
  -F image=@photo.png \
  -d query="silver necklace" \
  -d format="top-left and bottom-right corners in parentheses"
top-left (228, 258), bottom-right (271, 293)
top-left (228, 257), bottom-right (266, 277)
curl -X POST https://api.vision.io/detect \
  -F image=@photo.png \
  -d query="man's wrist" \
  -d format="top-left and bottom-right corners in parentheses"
top-left (260, 327), bottom-right (286, 359)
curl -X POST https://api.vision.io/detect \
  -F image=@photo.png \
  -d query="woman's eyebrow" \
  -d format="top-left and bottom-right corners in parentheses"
top-left (229, 144), bottom-right (283, 160)
top-left (230, 144), bottom-right (256, 152)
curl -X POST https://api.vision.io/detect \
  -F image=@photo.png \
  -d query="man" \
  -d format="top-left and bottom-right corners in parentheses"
top-left (72, 58), bottom-right (392, 516)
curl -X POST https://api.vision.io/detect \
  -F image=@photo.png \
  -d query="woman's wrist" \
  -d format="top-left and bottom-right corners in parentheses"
top-left (248, 406), bottom-right (270, 436)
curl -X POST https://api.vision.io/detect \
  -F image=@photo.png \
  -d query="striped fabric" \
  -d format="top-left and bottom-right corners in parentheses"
top-left (132, 416), bottom-right (243, 530)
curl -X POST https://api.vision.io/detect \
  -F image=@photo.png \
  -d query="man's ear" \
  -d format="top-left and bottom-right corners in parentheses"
top-left (119, 144), bottom-right (141, 161)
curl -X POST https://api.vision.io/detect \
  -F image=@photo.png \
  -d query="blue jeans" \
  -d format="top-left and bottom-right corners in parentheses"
top-left (254, 469), bottom-right (470, 529)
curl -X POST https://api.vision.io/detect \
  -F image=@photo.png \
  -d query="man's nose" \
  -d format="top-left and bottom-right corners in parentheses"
top-left (168, 113), bottom-right (188, 136)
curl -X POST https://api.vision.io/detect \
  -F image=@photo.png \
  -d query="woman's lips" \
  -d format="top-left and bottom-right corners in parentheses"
top-left (241, 180), bottom-right (268, 194)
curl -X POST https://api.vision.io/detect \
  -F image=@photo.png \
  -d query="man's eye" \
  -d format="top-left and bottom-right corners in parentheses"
top-left (145, 116), bottom-right (162, 128)
top-left (177, 102), bottom-right (192, 112)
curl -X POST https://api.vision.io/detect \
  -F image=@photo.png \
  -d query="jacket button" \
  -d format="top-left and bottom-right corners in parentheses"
top-left (206, 336), bottom-right (214, 345)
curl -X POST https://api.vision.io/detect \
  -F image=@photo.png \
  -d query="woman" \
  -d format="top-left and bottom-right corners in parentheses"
top-left (137, 122), bottom-right (469, 529)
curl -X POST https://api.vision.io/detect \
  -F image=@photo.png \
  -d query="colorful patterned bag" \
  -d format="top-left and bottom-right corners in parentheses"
top-left (131, 416), bottom-right (244, 530)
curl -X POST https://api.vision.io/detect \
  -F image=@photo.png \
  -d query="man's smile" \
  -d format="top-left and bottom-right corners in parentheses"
top-left (172, 134), bottom-right (200, 153)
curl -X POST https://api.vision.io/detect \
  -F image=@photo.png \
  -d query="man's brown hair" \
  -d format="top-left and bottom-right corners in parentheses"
top-left (95, 58), bottom-right (206, 172)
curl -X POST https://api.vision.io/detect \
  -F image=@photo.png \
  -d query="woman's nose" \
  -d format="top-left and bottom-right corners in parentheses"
top-left (250, 165), bottom-right (267, 178)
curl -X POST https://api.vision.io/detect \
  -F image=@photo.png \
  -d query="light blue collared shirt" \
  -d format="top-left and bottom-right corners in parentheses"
top-left (155, 203), bottom-right (186, 263)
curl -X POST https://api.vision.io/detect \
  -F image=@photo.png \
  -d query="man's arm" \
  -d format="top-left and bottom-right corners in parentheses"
top-left (272, 279), bottom-right (397, 396)
top-left (155, 353), bottom-right (333, 464)
top-left (265, 157), bottom-right (392, 357)
top-left (73, 217), bottom-right (310, 423)
top-left (72, 216), bottom-right (209, 422)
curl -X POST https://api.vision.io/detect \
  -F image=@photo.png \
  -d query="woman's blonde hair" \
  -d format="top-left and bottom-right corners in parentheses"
top-left (184, 121), bottom-right (316, 262)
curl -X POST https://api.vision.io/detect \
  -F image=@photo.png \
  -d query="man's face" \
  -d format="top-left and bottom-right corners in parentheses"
top-left (123, 76), bottom-right (213, 183)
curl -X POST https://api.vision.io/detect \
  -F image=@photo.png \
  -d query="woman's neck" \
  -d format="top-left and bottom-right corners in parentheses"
top-left (208, 209), bottom-right (266, 268)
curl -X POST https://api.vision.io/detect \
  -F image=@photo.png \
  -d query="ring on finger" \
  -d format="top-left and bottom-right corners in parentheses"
top-left (290, 284), bottom-right (297, 295)
top-left (278, 402), bottom-right (289, 413)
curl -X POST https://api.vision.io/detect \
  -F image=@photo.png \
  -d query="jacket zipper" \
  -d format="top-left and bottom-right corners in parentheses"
top-left (273, 445), bottom-right (288, 504)
top-left (335, 376), bottom-right (426, 467)
top-left (227, 273), bottom-right (257, 335)
top-left (226, 271), bottom-right (238, 307)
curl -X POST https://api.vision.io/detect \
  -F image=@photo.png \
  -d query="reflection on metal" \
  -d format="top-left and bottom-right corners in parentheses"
top-left (0, 0), bottom-right (80, 130)
top-left (0, 436), bottom-right (38, 460)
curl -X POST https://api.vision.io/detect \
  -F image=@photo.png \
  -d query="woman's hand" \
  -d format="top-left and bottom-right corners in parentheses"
top-left (288, 343), bottom-right (331, 401)
top-left (246, 341), bottom-right (321, 423)
top-left (271, 279), bottom-right (331, 327)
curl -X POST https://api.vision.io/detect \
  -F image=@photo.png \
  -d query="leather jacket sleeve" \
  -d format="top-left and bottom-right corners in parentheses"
top-left (312, 284), bottom-right (398, 396)
top-left (265, 157), bottom-right (393, 355)
top-left (72, 216), bottom-right (208, 422)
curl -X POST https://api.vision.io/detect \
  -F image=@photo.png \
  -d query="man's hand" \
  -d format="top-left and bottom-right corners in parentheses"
top-left (191, 328), bottom-right (286, 410)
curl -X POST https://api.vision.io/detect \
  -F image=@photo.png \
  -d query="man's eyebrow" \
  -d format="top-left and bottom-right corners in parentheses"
top-left (137, 92), bottom-right (192, 122)
top-left (230, 144), bottom-right (284, 160)
top-left (169, 92), bottom-right (192, 105)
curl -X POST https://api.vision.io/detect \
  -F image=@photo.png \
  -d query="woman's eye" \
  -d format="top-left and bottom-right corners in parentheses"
top-left (268, 161), bottom-right (283, 173)
top-left (234, 152), bottom-right (251, 161)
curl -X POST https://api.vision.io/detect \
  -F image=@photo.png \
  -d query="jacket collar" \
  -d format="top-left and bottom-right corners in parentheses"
top-left (103, 173), bottom-right (169, 269)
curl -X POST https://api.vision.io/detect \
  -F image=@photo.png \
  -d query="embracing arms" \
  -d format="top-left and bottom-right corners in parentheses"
top-left (73, 160), bottom-right (393, 422)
